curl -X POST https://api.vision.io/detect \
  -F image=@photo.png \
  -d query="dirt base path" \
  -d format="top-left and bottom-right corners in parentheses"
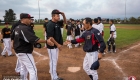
top-left (0, 43), bottom-right (139, 80)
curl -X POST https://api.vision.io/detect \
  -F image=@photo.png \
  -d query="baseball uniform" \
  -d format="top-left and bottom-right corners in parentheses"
top-left (66, 23), bottom-right (73, 48)
top-left (71, 27), bottom-right (106, 80)
top-left (75, 24), bottom-right (80, 47)
top-left (11, 22), bottom-right (40, 80)
top-left (107, 24), bottom-right (117, 53)
top-left (1, 27), bottom-right (12, 56)
top-left (46, 20), bottom-right (63, 80)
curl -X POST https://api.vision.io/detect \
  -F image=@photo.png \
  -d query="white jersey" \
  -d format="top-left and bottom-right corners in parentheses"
top-left (110, 24), bottom-right (117, 38)
top-left (98, 23), bottom-right (104, 31)
top-left (92, 24), bottom-right (102, 33)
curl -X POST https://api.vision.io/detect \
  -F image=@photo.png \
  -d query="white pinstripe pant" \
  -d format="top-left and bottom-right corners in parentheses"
top-left (16, 53), bottom-right (37, 80)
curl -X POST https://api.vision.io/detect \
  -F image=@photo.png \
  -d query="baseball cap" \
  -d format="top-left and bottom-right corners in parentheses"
top-left (77, 20), bottom-right (80, 22)
top-left (45, 18), bottom-right (48, 20)
top-left (51, 9), bottom-right (61, 14)
top-left (90, 60), bottom-right (100, 70)
top-left (71, 19), bottom-right (75, 21)
top-left (94, 18), bottom-right (98, 23)
top-left (97, 17), bottom-right (102, 21)
top-left (20, 13), bottom-right (34, 19)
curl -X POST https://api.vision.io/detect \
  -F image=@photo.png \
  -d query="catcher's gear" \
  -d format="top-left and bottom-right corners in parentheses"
top-left (34, 43), bottom-right (42, 48)
top-left (109, 37), bottom-right (115, 44)
top-left (1, 39), bottom-right (3, 43)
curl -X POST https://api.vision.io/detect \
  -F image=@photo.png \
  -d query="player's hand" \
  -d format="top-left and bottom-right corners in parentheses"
top-left (57, 44), bottom-right (62, 51)
top-left (98, 53), bottom-right (102, 60)
top-left (63, 40), bottom-right (71, 45)
top-left (60, 12), bottom-right (64, 15)
top-left (47, 38), bottom-right (54, 46)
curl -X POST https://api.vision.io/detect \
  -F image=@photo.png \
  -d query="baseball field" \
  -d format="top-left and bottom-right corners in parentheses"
top-left (0, 24), bottom-right (140, 80)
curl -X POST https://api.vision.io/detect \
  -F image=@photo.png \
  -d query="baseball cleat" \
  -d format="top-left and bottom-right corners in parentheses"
top-left (53, 77), bottom-right (63, 80)
top-left (2, 55), bottom-right (6, 57)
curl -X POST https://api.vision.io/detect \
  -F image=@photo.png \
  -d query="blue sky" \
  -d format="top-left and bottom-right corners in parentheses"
top-left (0, 0), bottom-right (140, 20)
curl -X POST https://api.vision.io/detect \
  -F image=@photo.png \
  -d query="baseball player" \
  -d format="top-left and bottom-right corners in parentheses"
top-left (43, 18), bottom-right (49, 48)
top-left (11, 13), bottom-right (54, 80)
top-left (65, 17), bottom-right (106, 80)
top-left (107, 19), bottom-right (117, 53)
top-left (74, 20), bottom-right (81, 47)
top-left (46, 9), bottom-right (66, 80)
top-left (92, 18), bottom-right (102, 34)
top-left (1, 22), bottom-right (13, 57)
top-left (66, 20), bottom-right (73, 49)
top-left (98, 17), bottom-right (104, 37)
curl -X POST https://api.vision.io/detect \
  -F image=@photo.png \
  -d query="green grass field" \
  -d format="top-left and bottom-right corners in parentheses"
top-left (0, 24), bottom-right (140, 48)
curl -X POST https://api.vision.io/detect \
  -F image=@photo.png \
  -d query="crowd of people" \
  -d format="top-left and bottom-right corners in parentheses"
top-left (0, 9), bottom-right (117, 80)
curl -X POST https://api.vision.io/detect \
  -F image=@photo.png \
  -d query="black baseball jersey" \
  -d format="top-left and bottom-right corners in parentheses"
top-left (11, 20), bottom-right (21, 34)
top-left (1, 28), bottom-right (11, 38)
top-left (43, 22), bottom-right (48, 29)
top-left (46, 20), bottom-right (63, 49)
top-left (75, 25), bottom-right (80, 36)
top-left (58, 20), bottom-right (63, 28)
top-left (66, 24), bottom-right (73, 35)
top-left (11, 20), bottom-right (21, 40)
top-left (71, 28), bottom-right (106, 53)
top-left (11, 23), bottom-right (40, 53)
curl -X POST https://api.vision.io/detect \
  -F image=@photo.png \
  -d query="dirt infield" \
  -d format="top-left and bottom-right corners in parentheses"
top-left (0, 42), bottom-right (140, 80)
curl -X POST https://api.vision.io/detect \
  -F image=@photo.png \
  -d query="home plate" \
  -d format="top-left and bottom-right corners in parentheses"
top-left (67, 67), bottom-right (81, 73)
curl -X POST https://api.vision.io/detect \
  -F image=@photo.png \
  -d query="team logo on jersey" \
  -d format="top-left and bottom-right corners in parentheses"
top-left (97, 33), bottom-right (100, 35)
top-left (87, 35), bottom-right (91, 39)
top-left (15, 31), bottom-right (19, 35)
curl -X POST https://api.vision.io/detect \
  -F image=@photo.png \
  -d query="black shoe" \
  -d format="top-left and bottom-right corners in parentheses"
top-left (2, 55), bottom-right (6, 57)
top-left (54, 77), bottom-right (63, 80)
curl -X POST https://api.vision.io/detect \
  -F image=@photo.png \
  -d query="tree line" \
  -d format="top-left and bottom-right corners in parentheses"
top-left (0, 9), bottom-right (140, 24)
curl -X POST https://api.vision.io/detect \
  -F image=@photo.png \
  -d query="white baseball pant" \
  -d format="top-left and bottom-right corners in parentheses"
top-left (47, 48), bottom-right (59, 80)
top-left (83, 51), bottom-right (98, 80)
top-left (66, 35), bottom-right (73, 48)
top-left (16, 53), bottom-right (38, 80)
top-left (1, 38), bottom-right (12, 56)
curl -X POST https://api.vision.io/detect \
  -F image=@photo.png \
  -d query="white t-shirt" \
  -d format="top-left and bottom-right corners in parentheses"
top-left (110, 24), bottom-right (117, 38)
top-left (92, 24), bottom-right (102, 33)
top-left (98, 23), bottom-right (104, 31)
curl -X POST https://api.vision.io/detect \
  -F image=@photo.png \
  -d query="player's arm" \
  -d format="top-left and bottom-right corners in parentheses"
top-left (94, 30), bottom-right (106, 59)
top-left (20, 27), bottom-right (54, 46)
top-left (66, 33), bottom-right (85, 44)
top-left (60, 12), bottom-right (67, 25)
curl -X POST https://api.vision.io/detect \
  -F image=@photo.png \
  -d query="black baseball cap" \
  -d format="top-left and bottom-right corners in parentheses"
top-left (51, 9), bottom-right (61, 14)
top-left (97, 17), bottom-right (102, 21)
top-left (94, 18), bottom-right (98, 23)
top-left (71, 19), bottom-right (75, 21)
top-left (45, 18), bottom-right (48, 20)
top-left (20, 13), bottom-right (34, 19)
top-left (77, 20), bottom-right (80, 22)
